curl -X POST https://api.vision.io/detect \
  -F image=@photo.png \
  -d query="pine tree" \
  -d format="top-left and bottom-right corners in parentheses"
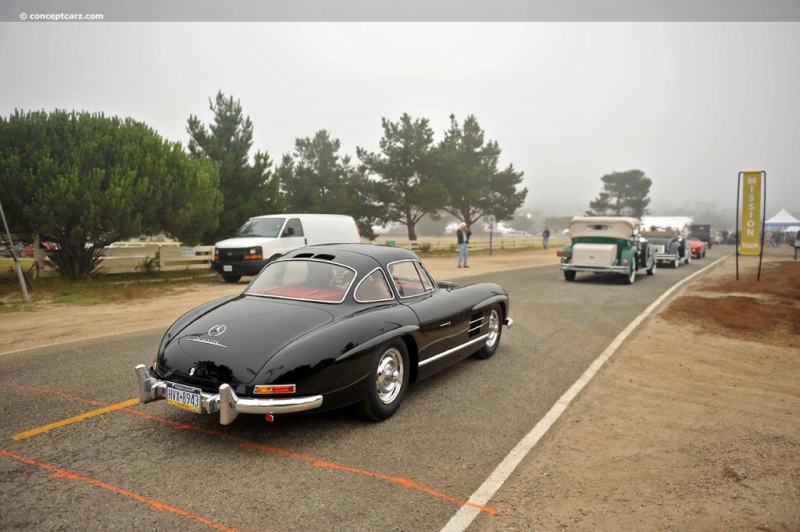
top-left (187, 91), bottom-right (283, 243)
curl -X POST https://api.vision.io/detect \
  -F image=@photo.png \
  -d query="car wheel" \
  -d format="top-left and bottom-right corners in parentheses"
top-left (647, 258), bottom-right (656, 276)
top-left (624, 263), bottom-right (636, 284)
top-left (564, 270), bottom-right (576, 282)
top-left (475, 305), bottom-right (502, 360)
top-left (685, 252), bottom-right (691, 265)
top-left (673, 252), bottom-right (680, 268)
top-left (357, 339), bottom-right (409, 421)
top-left (222, 274), bottom-right (242, 283)
top-left (703, 250), bottom-right (706, 258)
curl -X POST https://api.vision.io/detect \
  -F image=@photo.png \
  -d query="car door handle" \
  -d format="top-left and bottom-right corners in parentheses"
top-left (440, 321), bottom-right (451, 327)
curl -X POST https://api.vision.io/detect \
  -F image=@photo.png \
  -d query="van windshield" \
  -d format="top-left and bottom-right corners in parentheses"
top-left (235, 218), bottom-right (285, 238)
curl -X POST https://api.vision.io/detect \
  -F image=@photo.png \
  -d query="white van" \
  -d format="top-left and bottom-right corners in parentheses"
top-left (212, 214), bottom-right (361, 282)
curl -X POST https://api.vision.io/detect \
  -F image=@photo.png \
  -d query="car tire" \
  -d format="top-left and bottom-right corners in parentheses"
top-left (624, 263), bottom-right (636, 284)
top-left (564, 271), bottom-right (576, 282)
top-left (222, 274), bottom-right (242, 283)
top-left (673, 252), bottom-right (680, 268)
top-left (357, 339), bottom-right (409, 422)
top-left (684, 251), bottom-right (691, 265)
top-left (647, 258), bottom-right (656, 276)
top-left (474, 305), bottom-right (502, 360)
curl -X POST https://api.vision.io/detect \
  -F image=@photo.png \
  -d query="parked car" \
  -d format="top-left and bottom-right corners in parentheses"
top-left (136, 243), bottom-right (513, 425)
top-left (642, 230), bottom-right (691, 268)
top-left (557, 217), bottom-right (656, 284)
top-left (688, 238), bottom-right (707, 258)
top-left (0, 241), bottom-right (32, 258)
top-left (212, 214), bottom-right (361, 283)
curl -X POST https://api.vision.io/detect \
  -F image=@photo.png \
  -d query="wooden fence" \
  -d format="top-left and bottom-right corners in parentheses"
top-left (3, 243), bottom-right (215, 278)
top-left (4, 235), bottom-right (565, 278)
top-left (99, 243), bottom-right (214, 273)
top-left (371, 234), bottom-right (565, 252)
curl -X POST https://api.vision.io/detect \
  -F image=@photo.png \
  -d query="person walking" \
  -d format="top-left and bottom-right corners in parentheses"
top-left (794, 229), bottom-right (800, 260)
top-left (542, 226), bottom-right (551, 250)
top-left (457, 222), bottom-right (471, 268)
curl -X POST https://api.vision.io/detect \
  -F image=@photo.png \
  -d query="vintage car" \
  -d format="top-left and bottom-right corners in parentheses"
top-left (688, 237), bottom-right (707, 258)
top-left (557, 216), bottom-right (656, 284)
top-left (135, 243), bottom-right (512, 425)
top-left (641, 229), bottom-right (691, 268)
top-left (687, 224), bottom-right (713, 249)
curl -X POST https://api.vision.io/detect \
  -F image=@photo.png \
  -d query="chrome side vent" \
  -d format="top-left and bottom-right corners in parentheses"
top-left (468, 312), bottom-right (483, 337)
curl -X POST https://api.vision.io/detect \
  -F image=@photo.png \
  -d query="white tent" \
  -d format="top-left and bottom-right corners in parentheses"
top-left (764, 208), bottom-right (800, 228)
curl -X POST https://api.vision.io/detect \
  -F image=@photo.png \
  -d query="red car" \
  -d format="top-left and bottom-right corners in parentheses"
top-left (688, 238), bottom-right (707, 258)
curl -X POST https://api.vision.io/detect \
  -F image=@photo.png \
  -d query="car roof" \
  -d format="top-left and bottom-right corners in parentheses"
top-left (282, 243), bottom-right (421, 273)
top-left (568, 216), bottom-right (641, 239)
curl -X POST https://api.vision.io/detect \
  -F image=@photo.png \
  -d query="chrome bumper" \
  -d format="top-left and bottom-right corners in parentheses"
top-left (558, 263), bottom-right (629, 274)
top-left (134, 364), bottom-right (323, 425)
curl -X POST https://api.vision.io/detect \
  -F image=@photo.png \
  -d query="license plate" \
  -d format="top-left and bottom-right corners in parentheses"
top-left (223, 265), bottom-right (233, 272)
top-left (166, 382), bottom-right (202, 413)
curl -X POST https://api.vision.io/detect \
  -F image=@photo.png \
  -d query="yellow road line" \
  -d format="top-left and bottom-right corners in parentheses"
top-left (11, 398), bottom-right (140, 441)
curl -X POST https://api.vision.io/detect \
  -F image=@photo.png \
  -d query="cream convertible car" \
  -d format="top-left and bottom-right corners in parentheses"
top-left (557, 216), bottom-right (656, 284)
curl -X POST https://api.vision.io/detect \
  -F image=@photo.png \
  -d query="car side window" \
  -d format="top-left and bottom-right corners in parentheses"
top-left (389, 260), bottom-right (434, 298)
top-left (354, 269), bottom-right (394, 302)
top-left (413, 262), bottom-right (435, 292)
top-left (283, 218), bottom-right (304, 238)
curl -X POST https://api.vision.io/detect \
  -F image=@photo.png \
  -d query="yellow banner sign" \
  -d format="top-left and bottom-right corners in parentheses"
top-left (740, 171), bottom-right (763, 255)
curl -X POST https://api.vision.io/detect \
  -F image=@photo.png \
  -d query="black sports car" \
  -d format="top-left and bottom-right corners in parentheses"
top-left (135, 243), bottom-right (513, 424)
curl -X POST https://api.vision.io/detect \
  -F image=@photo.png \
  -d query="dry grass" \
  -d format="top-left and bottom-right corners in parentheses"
top-left (662, 260), bottom-right (800, 348)
top-left (0, 268), bottom-right (223, 313)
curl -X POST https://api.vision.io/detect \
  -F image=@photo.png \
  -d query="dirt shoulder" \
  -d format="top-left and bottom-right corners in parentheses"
top-left (0, 248), bottom-right (548, 353)
top-left (488, 247), bottom-right (800, 531)
top-left (2, 246), bottom-right (798, 530)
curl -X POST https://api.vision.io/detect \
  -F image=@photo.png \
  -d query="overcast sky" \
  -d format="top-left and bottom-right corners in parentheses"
top-left (2, 19), bottom-right (798, 223)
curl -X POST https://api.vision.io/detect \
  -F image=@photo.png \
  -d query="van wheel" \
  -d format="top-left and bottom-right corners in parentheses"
top-left (222, 274), bottom-right (241, 283)
top-left (564, 271), bottom-right (576, 282)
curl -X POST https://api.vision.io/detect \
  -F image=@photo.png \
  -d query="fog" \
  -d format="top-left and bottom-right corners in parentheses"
top-left (2, 18), bottom-right (798, 226)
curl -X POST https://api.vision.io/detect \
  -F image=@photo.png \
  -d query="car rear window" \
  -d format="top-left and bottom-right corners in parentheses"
top-left (246, 259), bottom-right (355, 303)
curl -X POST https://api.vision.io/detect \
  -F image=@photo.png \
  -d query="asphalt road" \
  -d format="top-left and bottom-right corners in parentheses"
top-left (0, 250), bottom-right (718, 531)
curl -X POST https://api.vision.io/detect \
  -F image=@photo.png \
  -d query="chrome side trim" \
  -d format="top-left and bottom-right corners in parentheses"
top-left (418, 334), bottom-right (489, 368)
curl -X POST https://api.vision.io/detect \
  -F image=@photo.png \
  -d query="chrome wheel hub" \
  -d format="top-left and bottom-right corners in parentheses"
top-left (376, 348), bottom-right (404, 404)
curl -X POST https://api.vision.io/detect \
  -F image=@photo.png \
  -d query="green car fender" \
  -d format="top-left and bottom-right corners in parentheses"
top-left (619, 246), bottom-right (636, 266)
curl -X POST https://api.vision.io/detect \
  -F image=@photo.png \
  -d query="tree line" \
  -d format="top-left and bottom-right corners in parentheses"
top-left (1, 90), bottom-right (658, 280)
top-left (0, 91), bottom-right (532, 278)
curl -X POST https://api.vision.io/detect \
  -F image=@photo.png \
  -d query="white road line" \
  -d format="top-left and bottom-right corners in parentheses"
top-left (442, 255), bottom-right (730, 531)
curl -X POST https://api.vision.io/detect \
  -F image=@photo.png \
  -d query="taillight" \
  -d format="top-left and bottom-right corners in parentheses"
top-left (254, 384), bottom-right (296, 395)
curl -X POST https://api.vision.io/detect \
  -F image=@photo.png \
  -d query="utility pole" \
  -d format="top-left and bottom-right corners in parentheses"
top-left (0, 198), bottom-right (30, 302)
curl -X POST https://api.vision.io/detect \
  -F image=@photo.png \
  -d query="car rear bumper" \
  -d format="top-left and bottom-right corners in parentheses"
top-left (558, 263), bottom-right (629, 274)
top-left (135, 364), bottom-right (323, 425)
